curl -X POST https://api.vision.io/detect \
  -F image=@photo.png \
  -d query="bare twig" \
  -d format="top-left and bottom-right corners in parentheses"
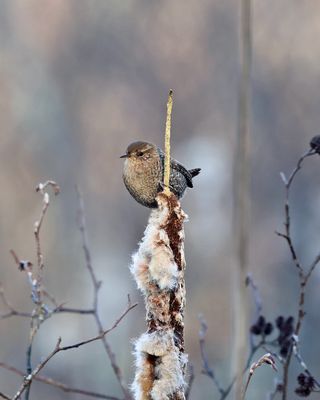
top-left (12, 338), bottom-right (62, 400)
top-left (21, 181), bottom-right (60, 400)
top-left (242, 353), bottom-right (277, 400)
top-left (199, 315), bottom-right (225, 396)
top-left (76, 187), bottom-right (133, 400)
top-left (34, 181), bottom-right (60, 276)
top-left (266, 379), bottom-right (282, 400)
top-left (0, 392), bottom-right (11, 400)
top-left (185, 364), bottom-right (195, 400)
top-left (292, 336), bottom-right (320, 388)
top-left (11, 300), bottom-right (136, 400)
top-left (276, 149), bottom-right (320, 399)
top-left (246, 273), bottom-right (262, 321)
top-left (199, 313), bottom-right (268, 400)
top-left (0, 284), bottom-right (31, 319)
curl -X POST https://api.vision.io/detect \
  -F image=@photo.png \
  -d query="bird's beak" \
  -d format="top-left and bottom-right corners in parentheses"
top-left (120, 154), bottom-right (128, 159)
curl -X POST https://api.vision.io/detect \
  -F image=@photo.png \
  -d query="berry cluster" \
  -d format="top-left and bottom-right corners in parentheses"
top-left (250, 315), bottom-right (273, 336)
top-left (310, 135), bottom-right (320, 154)
top-left (250, 315), bottom-right (295, 358)
top-left (275, 316), bottom-right (294, 357)
top-left (295, 373), bottom-right (315, 397)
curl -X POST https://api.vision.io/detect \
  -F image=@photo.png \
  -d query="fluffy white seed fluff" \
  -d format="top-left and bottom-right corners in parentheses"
top-left (130, 201), bottom-right (178, 292)
top-left (132, 331), bottom-right (186, 400)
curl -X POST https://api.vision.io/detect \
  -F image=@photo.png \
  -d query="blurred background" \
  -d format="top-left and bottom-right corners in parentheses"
top-left (1, 1), bottom-right (320, 399)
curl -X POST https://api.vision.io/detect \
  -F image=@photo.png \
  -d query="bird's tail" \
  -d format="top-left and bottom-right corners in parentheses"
top-left (189, 168), bottom-right (201, 178)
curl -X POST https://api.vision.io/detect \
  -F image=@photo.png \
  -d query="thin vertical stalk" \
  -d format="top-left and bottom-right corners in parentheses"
top-left (233, 0), bottom-right (252, 398)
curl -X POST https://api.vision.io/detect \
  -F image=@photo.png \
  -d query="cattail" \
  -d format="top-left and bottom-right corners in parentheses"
top-left (130, 192), bottom-right (187, 400)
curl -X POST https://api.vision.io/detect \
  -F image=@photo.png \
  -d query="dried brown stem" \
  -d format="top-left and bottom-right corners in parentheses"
top-left (242, 353), bottom-right (277, 400)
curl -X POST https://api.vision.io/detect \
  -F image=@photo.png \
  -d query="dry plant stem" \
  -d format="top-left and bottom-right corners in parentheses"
top-left (0, 363), bottom-right (122, 400)
top-left (11, 300), bottom-right (136, 400)
top-left (0, 393), bottom-right (11, 400)
top-left (292, 339), bottom-right (320, 388)
top-left (276, 149), bottom-right (320, 400)
top-left (24, 182), bottom-right (59, 400)
top-left (0, 285), bottom-right (31, 319)
top-left (164, 89), bottom-right (173, 194)
top-left (199, 316), bottom-right (225, 397)
top-left (76, 187), bottom-right (133, 400)
top-left (184, 365), bottom-right (195, 400)
top-left (199, 315), bottom-right (264, 400)
top-left (242, 354), bottom-right (277, 400)
top-left (233, 0), bottom-right (252, 397)
top-left (246, 274), bottom-right (262, 320)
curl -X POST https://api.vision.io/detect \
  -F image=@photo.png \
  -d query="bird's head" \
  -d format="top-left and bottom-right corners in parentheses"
top-left (120, 141), bottom-right (158, 164)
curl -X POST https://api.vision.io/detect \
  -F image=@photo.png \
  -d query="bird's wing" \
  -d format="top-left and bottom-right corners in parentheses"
top-left (170, 159), bottom-right (194, 187)
top-left (158, 149), bottom-right (193, 188)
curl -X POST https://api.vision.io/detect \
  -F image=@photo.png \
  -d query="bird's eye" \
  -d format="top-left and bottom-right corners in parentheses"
top-left (136, 151), bottom-right (144, 157)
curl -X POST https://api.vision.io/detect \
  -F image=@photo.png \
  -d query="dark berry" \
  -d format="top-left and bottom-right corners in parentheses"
top-left (250, 325), bottom-right (262, 335)
top-left (306, 376), bottom-right (315, 389)
top-left (295, 386), bottom-right (311, 397)
top-left (280, 343), bottom-right (290, 357)
top-left (276, 316), bottom-right (284, 329)
top-left (264, 322), bottom-right (274, 335)
top-left (310, 135), bottom-right (320, 153)
top-left (257, 315), bottom-right (266, 328)
top-left (286, 316), bottom-right (294, 326)
top-left (298, 373), bottom-right (306, 386)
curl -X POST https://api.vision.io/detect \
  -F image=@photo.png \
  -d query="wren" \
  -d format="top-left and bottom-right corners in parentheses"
top-left (120, 141), bottom-right (201, 208)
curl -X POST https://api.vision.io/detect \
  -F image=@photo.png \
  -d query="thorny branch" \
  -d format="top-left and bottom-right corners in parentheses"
top-left (276, 147), bottom-right (320, 399)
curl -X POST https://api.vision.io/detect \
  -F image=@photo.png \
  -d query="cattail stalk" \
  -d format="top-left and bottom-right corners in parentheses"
top-left (130, 91), bottom-right (187, 400)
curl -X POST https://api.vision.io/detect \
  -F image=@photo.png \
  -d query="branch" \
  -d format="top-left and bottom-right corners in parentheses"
top-left (185, 364), bottom-right (195, 400)
top-left (242, 353), bottom-right (277, 400)
top-left (276, 147), bottom-right (319, 399)
top-left (0, 392), bottom-right (11, 400)
top-left (10, 300), bottom-right (136, 400)
top-left (0, 363), bottom-right (120, 400)
top-left (199, 315), bottom-right (225, 396)
top-left (76, 187), bottom-right (133, 400)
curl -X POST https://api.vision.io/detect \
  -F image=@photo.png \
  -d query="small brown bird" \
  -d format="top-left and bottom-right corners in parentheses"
top-left (120, 141), bottom-right (201, 208)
